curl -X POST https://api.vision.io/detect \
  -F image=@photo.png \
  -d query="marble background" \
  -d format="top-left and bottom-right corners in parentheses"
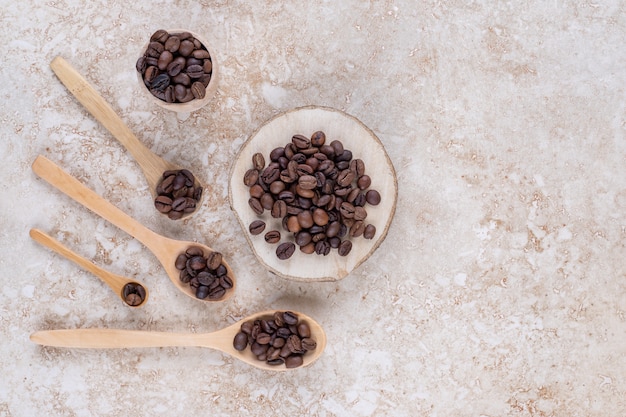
top-left (1, 1), bottom-right (625, 416)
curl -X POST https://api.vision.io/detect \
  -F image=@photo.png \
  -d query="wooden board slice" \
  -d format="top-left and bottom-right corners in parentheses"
top-left (228, 106), bottom-right (398, 281)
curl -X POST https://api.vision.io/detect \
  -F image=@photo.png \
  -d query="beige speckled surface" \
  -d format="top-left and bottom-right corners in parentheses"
top-left (1, 1), bottom-right (625, 416)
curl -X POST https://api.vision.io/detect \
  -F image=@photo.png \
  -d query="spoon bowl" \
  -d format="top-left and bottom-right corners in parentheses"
top-left (30, 310), bottom-right (326, 371)
top-left (32, 155), bottom-right (235, 303)
top-left (29, 228), bottom-right (149, 307)
top-left (50, 56), bottom-right (204, 220)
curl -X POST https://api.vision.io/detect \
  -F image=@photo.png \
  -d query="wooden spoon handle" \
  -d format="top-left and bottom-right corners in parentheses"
top-left (30, 328), bottom-right (207, 349)
top-left (29, 228), bottom-right (128, 293)
top-left (32, 155), bottom-right (162, 253)
top-left (50, 56), bottom-right (167, 186)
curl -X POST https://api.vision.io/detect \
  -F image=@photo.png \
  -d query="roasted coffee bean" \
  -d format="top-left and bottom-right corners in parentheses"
top-left (363, 224), bottom-right (376, 239)
top-left (249, 220), bottom-right (266, 235)
top-left (276, 242), bottom-right (296, 260)
top-left (207, 252), bottom-right (222, 270)
top-left (264, 230), bottom-right (281, 244)
top-left (310, 130), bottom-right (326, 146)
top-left (338, 239), bottom-right (352, 256)
top-left (122, 283), bottom-right (146, 306)
top-left (154, 195), bottom-right (173, 213)
top-left (150, 29), bottom-right (169, 43)
top-left (285, 355), bottom-right (303, 369)
top-left (138, 30), bottom-right (213, 103)
top-left (252, 152), bottom-right (265, 171)
top-left (191, 81), bottom-right (206, 99)
top-left (248, 197), bottom-right (264, 215)
top-left (366, 189), bottom-right (381, 205)
top-left (301, 338), bottom-right (317, 351)
top-left (233, 332), bottom-right (248, 351)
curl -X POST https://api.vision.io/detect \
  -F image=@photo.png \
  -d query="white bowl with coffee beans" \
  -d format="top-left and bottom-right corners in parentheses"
top-left (136, 29), bottom-right (217, 113)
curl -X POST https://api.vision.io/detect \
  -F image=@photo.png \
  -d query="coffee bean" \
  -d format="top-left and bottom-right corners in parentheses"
top-left (276, 242), bottom-right (295, 260)
top-left (338, 239), bottom-right (352, 256)
top-left (248, 198), bottom-right (264, 215)
top-left (363, 224), bottom-right (376, 239)
top-left (264, 230), bottom-right (281, 244)
top-left (249, 220), bottom-right (266, 235)
top-left (252, 152), bottom-right (265, 171)
top-left (233, 332), bottom-right (248, 351)
top-left (207, 251), bottom-right (222, 270)
top-left (191, 81), bottom-right (206, 99)
top-left (366, 189), bottom-right (381, 205)
top-left (122, 283), bottom-right (147, 306)
top-left (310, 131), bottom-right (326, 146)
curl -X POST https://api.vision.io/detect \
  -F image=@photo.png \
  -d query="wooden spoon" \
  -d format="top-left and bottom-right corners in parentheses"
top-left (30, 310), bottom-right (326, 371)
top-left (49, 56), bottom-right (204, 220)
top-left (32, 155), bottom-right (235, 303)
top-left (29, 228), bottom-right (148, 307)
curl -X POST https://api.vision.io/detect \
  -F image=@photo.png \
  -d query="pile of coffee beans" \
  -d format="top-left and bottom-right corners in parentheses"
top-left (175, 246), bottom-right (233, 300)
top-left (136, 29), bottom-right (213, 103)
top-left (154, 169), bottom-right (203, 220)
top-left (122, 282), bottom-right (146, 306)
top-left (243, 131), bottom-right (380, 259)
top-left (233, 311), bottom-right (317, 368)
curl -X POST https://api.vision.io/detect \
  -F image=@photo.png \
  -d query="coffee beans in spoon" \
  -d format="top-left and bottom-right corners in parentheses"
top-left (243, 131), bottom-right (380, 260)
top-left (232, 311), bottom-right (317, 368)
top-left (154, 169), bottom-right (203, 220)
top-left (174, 246), bottom-right (233, 300)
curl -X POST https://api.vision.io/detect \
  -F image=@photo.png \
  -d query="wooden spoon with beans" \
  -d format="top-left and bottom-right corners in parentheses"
top-left (29, 228), bottom-right (148, 307)
top-left (32, 155), bottom-right (235, 303)
top-left (50, 56), bottom-right (204, 220)
top-left (30, 310), bottom-right (326, 371)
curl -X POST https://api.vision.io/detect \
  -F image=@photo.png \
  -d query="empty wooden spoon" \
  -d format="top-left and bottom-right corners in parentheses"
top-left (29, 228), bottom-right (148, 307)
top-left (30, 310), bottom-right (326, 371)
top-left (50, 56), bottom-right (204, 220)
top-left (32, 155), bottom-right (235, 303)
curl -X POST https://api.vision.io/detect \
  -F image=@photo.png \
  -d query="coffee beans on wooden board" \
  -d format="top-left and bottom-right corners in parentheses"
top-left (175, 246), bottom-right (233, 300)
top-left (155, 169), bottom-right (203, 220)
top-left (122, 282), bottom-right (146, 306)
top-left (233, 311), bottom-right (317, 368)
top-left (136, 30), bottom-right (213, 103)
top-left (243, 131), bottom-right (380, 260)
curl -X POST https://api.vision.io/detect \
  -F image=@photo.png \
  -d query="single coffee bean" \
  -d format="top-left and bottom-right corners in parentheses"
top-left (154, 195), bottom-right (173, 213)
top-left (363, 224), bottom-right (376, 239)
top-left (366, 189), bottom-right (381, 205)
top-left (252, 152), bottom-right (266, 171)
top-left (283, 311), bottom-right (298, 326)
top-left (206, 251), bottom-right (222, 270)
top-left (310, 131), bottom-right (326, 146)
top-left (186, 64), bottom-right (204, 79)
top-left (248, 198), bottom-right (264, 215)
top-left (264, 230), bottom-right (281, 244)
top-left (249, 220), bottom-right (266, 235)
top-left (233, 332), bottom-right (248, 351)
top-left (301, 338), bottom-right (317, 351)
top-left (276, 242), bottom-right (296, 260)
top-left (284, 355), bottom-right (303, 369)
top-left (150, 29), bottom-right (169, 43)
top-left (191, 81), bottom-right (206, 99)
top-left (292, 134), bottom-right (310, 149)
top-left (338, 239), bottom-right (352, 256)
